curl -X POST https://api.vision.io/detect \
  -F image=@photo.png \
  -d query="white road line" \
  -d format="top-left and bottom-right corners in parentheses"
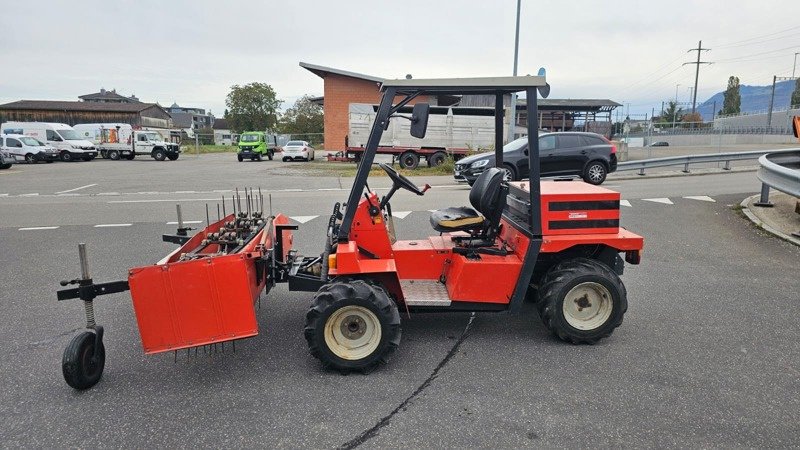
top-left (94, 223), bottom-right (133, 228)
top-left (684, 195), bottom-right (716, 202)
top-left (97, 192), bottom-right (120, 196)
top-left (282, 189), bottom-right (302, 192)
top-left (642, 198), bottom-right (674, 205)
top-left (166, 220), bottom-right (203, 225)
top-left (20, 193), bottom-right (39, 197)
top-left (55, 183), bottom-right (97, 194)
top-left (174, 190), bottom-right (196, 194)
top-left (136, 191), bottom-right (160, 195)
top-left (620, 200), bottom-right (632, 207)
top-left (56, 193), bottom-right (81, 197)
top-left (392, 211), bottom-right (412, 219)
top-left (318, 188), bottom-right (345, 191)
top-left (19, 226), bottom-right (59, 231)
top-left (212, 189), bottom-right (232, 193)
top-left (0, 194), bottom-right (8, 197)
top-left (290, 215), bottom-right (319, 224)
top-left (108, 198), bottom-right (220, 203)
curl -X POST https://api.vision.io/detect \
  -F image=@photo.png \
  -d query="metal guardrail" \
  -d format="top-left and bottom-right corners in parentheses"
top-left (754, 151), bottom-right (800, 206)
top-left (617, 148), bottom-right (800, 176)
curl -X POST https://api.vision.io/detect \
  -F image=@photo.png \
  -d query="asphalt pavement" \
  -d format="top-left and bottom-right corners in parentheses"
top-left (0, 155), bottom-right (798, 448)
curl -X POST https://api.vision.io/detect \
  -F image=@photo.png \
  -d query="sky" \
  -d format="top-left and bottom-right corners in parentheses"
top-left (1, 0), bottom-right (798, 118)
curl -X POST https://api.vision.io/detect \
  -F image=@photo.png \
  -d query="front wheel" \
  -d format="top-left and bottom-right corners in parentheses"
top-left (305, 280), bottom-right (401, 373)
top-left (153, 149), bottom-right (166, 161)
top-left (501, 163), bottom-right (517, 181)
top-left (267, 150), bottom-right (274, 161)
top-left (537, 258), bottom-right (627, 344)
top-left (62, 331), bottom-right (105, 390)
top-left (583, 161), bottom-right (607, 185)
top-left (60, 151), bottom-right (73, 162)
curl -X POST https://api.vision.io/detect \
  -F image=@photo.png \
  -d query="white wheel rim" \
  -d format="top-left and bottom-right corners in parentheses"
top-left (324, 305), bottom-right (382, 360)
top-left (502, 168), bottom-right (513, 181)
top-left (562, 282), bottom-right (613, 330)
top-left (588, 165), bottom-right (604, 182)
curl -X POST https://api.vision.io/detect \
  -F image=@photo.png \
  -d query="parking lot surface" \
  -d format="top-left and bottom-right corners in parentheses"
top-left (1, 157), bottom-right (797, 448)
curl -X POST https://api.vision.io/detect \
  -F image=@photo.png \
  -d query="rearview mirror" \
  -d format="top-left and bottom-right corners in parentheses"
top-left (410, 103), bottom-right (430, 139)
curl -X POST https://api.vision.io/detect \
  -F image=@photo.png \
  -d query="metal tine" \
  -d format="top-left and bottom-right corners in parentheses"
top-left (236, 188), bottom-right (242, 214)
top-left (217, 204), bottom-right (221, 222)
top-left (259, 187), bottom-right (264, 215)
top-left (205, 204), bottom-right (210, 229)
top-left (222, 195), bottom-right (227, 218)
top-left (269, 193), bottom-right (273, 217)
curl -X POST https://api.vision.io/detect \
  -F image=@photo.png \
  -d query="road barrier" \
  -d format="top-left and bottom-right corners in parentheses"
top-left (754, 150), bottom-right (800, 206)
top-left (617, 148), bottom-right (800, 176)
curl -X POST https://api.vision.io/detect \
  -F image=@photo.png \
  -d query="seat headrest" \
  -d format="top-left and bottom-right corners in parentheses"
top-left (469, 168), bottom-right (503, 215)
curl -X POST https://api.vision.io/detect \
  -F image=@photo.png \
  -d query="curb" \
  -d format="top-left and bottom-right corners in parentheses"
top-left (739, 195), bottom-right (800, 247)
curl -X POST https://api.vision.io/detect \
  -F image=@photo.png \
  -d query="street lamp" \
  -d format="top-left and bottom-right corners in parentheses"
top-left (673, 83), bottom-right (680, 129)
top-left (507, 0), bottom-right (522, 143)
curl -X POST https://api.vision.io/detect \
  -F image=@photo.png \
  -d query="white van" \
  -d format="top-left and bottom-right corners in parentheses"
top-left (73, 123), bottom-right (133, 146)
top-left (0, 122), bottom-right (98, 162)
top-left (0, 134), bottom-right (59, 163)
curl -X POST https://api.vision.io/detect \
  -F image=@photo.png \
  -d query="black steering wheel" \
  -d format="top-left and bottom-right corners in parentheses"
top-left (379, 163), bottom-right (428, 195)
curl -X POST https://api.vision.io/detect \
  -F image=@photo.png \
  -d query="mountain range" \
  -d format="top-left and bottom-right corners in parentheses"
top-left (694, 79), bottom-right (798, 120)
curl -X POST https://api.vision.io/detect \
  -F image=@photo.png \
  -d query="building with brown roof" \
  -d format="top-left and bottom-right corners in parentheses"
top-left (0, 100), bottom-right (172, 128)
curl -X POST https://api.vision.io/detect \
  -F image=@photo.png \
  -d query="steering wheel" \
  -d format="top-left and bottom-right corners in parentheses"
top-left (379, 163), bottom-right (428, 195)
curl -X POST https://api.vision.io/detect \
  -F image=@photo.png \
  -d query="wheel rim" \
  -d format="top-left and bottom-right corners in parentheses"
top-left (562, 282), bottom-right (613, 330)
top-left (324, 305), bottom-right (381, 360)
top-left (25, 154), bottom-right (34, 162)
top-left (502, 168), bottom-right (513, 181)
top-left (588, 164), bottom-right (604, 182)
top-left (62, 153), bottom-right (71, 161)
top-left (79, 343), bottom-right (101, 378)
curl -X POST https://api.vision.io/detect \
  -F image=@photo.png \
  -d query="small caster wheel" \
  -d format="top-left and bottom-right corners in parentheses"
top-left (62, 330), bottom-right (105, 390)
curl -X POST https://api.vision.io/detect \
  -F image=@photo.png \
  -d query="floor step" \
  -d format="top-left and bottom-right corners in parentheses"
top-left (400, 280), bottom-right (452, 307)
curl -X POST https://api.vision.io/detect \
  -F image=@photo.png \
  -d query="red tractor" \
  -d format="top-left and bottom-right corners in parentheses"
top-left (56, 75), bottom-right (643, 388)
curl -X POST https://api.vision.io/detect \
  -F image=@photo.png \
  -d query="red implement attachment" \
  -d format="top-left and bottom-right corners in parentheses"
top-left (128, 213), bottom-right (292, 354)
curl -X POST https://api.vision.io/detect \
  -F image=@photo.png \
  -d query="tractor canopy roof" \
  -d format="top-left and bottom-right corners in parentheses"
top-left (380, 75), bottom-right (548, 96)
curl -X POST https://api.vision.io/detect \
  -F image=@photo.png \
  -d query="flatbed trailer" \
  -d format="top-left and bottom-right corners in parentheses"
top-left (331, 145), bottom-right (472, 168)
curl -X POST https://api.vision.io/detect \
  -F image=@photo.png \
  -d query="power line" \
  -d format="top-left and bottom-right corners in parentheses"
top-left (715, 45), bottom-right (800, 63)
top-left (683, 40), bottom-right (712, 114)
top-left (714, 24), bottom-right (800, 48)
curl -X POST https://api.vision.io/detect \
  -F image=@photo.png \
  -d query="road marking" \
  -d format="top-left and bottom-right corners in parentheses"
top-left (620, 200), bottom-right (632, 207)
top-left (94, 223), bottom-right (133, 228)
top-left (0, 194), bottom-right (8, 197)
top-left (212, 189), bottom-right (232, 193)
top-left (166, 220), bottom-right (203, 225)
top-left (97, 192), bottom-right (120, 196)
top-left (174, 190), bottom-right (196, 194)
top-left (642, 197), bottom-right (673, 205)
top-left (290, 215), bottom-right (319, 224)
top-left (136, 191), bottom-right (160, 195)
top-left (19, 226), bottom-right (59, 231)
top-left (57, 193), bottom-right (80, 197)
top-left (55, 183), bottom-right (97, 194)
top-left (684, 195), bottom-right (716, 202)
top-left (20, 193), bottom-right (39, 197)
top-left (282, 189), bottom-right (302, 192)
top-left (108, 198), bottom-right (220, 203)
top-left (392, 211), bottom-right (412, 219)
top-left (318, 188), bottom-right (345, 191)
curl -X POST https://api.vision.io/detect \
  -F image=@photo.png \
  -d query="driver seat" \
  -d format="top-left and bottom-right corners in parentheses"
top-left (430, 168), bottom-right (507, 239)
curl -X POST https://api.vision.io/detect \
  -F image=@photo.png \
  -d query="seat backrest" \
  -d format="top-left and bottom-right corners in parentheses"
top-left (469, 168), bottom-right (504, 217)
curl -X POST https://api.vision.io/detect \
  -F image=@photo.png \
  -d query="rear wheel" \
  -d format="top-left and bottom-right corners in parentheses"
top-left (428, 151), bottom-right (447, 167)
top-left (62, 331), bottom-right (105, 390)
top-left (583, 161), bottom-right (607, 185)
top-left (267, 150), bottom-right (274, 161)
top-left (305, 280), bottom-right (401, 373)
top-left (0, 163), bottom-right (11, 170)
top-left (124, 153), bottom-right (135, 160)
top-left (398, 151), bottom-right (419, 169)
top-left (107, 150), bottom-right (120, 160)
top-left (537, 258), bottom-right (627, 344)
top-left (237, 154), bottom-right (243, 162)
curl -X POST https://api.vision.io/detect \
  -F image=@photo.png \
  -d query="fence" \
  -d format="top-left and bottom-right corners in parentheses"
top-left (617, 147), bottom-right (800, 175)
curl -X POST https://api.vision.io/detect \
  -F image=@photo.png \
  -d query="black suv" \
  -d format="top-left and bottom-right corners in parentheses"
top-left (454, 132), bottom-right (617, 185)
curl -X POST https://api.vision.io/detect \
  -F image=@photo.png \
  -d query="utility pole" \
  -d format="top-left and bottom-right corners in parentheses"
top-left (673, 84), bottom-right (680, 130)
top-left (507, 0), bottom-right (522, 143)
top-left (684, 40), bottom-right (711, 114)
top-left (767, 75), bottom-right (795, 128)
top-left (793, 52), bottom-right (799, 79)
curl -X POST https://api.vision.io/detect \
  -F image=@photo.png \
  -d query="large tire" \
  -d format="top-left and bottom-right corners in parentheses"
top-left (0, 163), bottom-right (11, 170)
top-left (501, 163), bottom-right (517, 181)
top-left (124, 153), bottom-right (135, 160)
top-left (305, 280), bottom-right (401, 373)
top-left (583, 161), bottom-right (607, 185)
top-left (24, 153), bottom-right (36, 164)
top-left (60, 151), bottom-right (73, 162)
top-left (167, 154), bottom-right (179, 161)
top-left (62, 331), bottom-right (105, 390)
top-left (398, 151), bottom-right (419, 169)
top-left (107, 150), bottom-right (120, 160)
top-left (267, 150), bottom-right (274, 161)
top-left (537, 258), bottom-right (627, 344)
top-left (428, 151), bottom-right (447, 167)
top-left (237, 154), bottom-right (244, 162)
top-left (152, 148), bottom-right (166, 161)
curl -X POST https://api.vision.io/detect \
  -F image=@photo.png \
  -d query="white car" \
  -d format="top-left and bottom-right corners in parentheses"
top-left (282, 140), bottom-right (315, 162)
top-left (0, 134), bottom-right (59, 163)
top-left (0, 122), bottom-right (97, 162)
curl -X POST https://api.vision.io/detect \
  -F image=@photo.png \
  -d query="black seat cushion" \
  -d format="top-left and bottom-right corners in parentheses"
top-left (430, 206), bottom-right (486, 232)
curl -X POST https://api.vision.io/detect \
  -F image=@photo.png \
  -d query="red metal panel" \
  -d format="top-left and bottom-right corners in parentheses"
top-left (445, 253), bottom-right (522, 304)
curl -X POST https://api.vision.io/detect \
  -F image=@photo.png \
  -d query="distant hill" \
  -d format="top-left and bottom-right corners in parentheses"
top-left (695, 79), bottom-right (798, 120)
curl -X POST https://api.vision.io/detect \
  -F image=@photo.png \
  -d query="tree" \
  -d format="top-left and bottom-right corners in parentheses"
top-left (681, 112), bottom-right (702, 126)
top-left (225, 83), bottom-right (282, 133)
top-left (791, 78), bottom-right (800, 109)
top-left (661, 101), bottom-right (682, 124)
top-left (721, 76), bottom-right (741, 116)
top-left (279, 95), bottom-right (324, 135)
